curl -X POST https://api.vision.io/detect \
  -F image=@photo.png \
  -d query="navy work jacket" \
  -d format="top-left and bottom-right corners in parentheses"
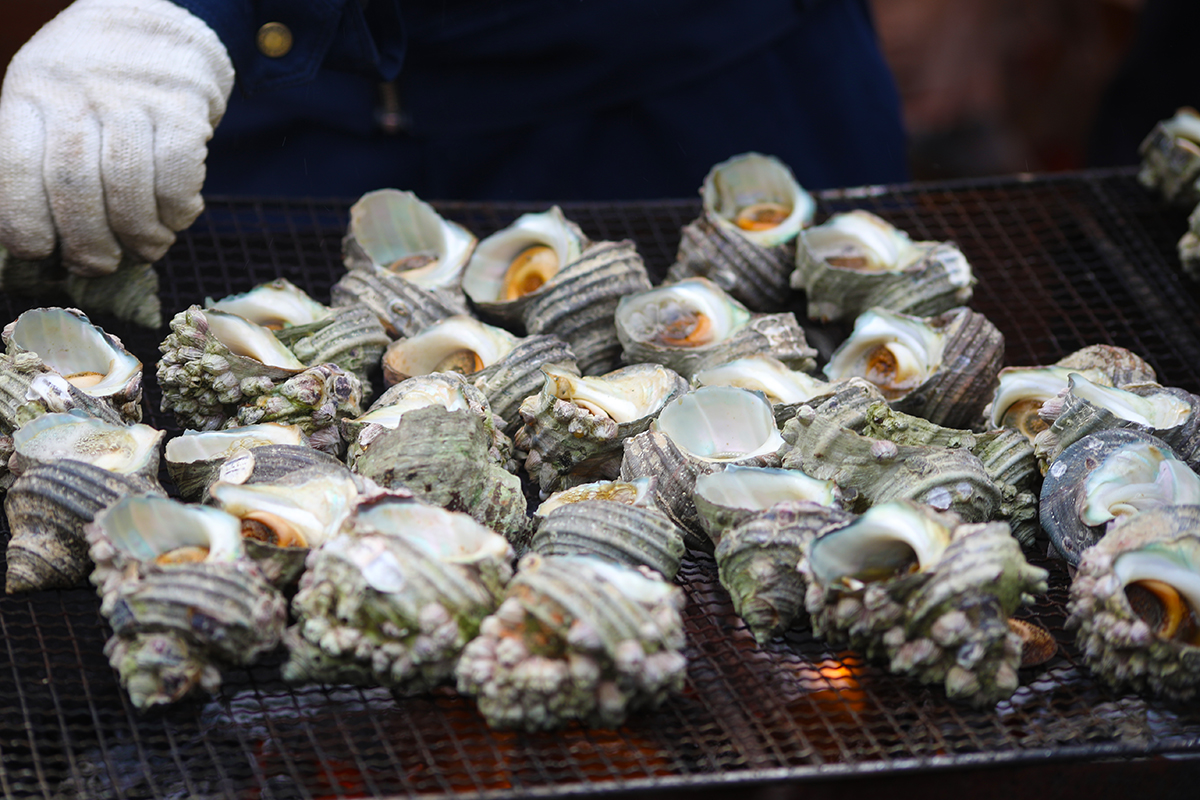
top-left (170, 0), bottom-right (908, 200)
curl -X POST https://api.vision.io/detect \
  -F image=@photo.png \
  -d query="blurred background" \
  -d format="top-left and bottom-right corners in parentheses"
top-left (0, 0), bottom-right (1157, 184)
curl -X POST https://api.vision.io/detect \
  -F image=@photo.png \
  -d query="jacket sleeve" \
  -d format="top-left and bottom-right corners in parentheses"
top-left (167, 0), bottom-right (404, 94)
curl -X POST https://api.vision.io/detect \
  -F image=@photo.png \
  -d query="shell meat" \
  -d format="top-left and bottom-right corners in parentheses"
top-left (85, 495), bottom-right (287, 709)
top-left (1067, 505), bottom-right (1200, 700)
top-left (799, 501), bottom-right (1048, 706)
top-left (283, 496), bottom-right (514, 692)
top-left (667, 152), bottom-right (814, 311)
top-left (455, 554), bottom-right (687, 730)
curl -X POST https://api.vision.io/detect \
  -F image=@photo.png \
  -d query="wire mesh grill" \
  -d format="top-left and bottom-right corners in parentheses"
top-left (3, 168), bottom-right (1200, 799)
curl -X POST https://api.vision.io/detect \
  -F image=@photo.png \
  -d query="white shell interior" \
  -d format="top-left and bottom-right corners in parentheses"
top-left (352, 380), bottom-right (473, 428)
top-left (206, 279), bottom-right (331, 328)
top-left (616, 278), bottom-right (750, 348)
top-left (1068, 373), bottom-right (1193, 429)
top-left (823, 307), bottom-right (945, 386)
top-left (654, 386), bottom-right (784, 461)
top-left (535, 476), bottom-right (655, 517)
top-left (692, 355), bottom-right (830, 404)
top-left (8, 308), bottom-right (142, 398)
top-left (801, 210), bottom-right (920, 272)
top-left (702, 152), bottom-right (814, 247)
top-left (461, 206), bottom-right (584, 304)
top-left (807, 502), bottom-right (952, 588)
top-left (694, 465), bottom-right (838, 510)
top-left (164, 424), bottom-right (306, 464)
top-left (347, 189), bottom-right (476, 288)
top-left (542, 363), bottom-right (679, 424)
top-left (209, 473), bottom-right (360, 549)
top-left (383, 315), bottom-right (517, 378)
top-left (98, 496), bottom-right (244, 563)
top-left (1081, 442), bottom-right (1200, 526)
top-left (354, 501), bottom-right (512, 567)
top-left (13, 411), bottom-right (162, 474)
top-left (205, 310), bottom-right (306, 370)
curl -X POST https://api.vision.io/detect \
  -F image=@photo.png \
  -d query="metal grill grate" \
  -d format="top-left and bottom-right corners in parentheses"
top-left (3, 168), bottom-right (1200, 799)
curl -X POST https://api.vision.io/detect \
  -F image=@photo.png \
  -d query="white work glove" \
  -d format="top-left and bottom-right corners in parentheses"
top-left (0, 0), bottom-right (235, 276)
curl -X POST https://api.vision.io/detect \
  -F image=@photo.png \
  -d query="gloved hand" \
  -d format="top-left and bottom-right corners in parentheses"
top-left (0, 0), bottom-right (234, 276)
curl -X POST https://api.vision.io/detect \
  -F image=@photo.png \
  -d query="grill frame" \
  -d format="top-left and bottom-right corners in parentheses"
top-left (3, 167), bottom-right (1200, 799)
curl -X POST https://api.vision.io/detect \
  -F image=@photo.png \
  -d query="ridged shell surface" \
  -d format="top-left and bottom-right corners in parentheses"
top-left (1138, 107), bottom-right (1200, 207)
top-left (716, 500), bottom-right (856, 643)
top-left (520, 239), bottom-right (653, 375)
top-left (530, 499), bottom-right (685, 579)
top-left (4, 460), bottom-right (164, 593)
top-left (456, 554), bottom-right (687, 730)
top-left (331, 264), bottom-right (470, 339)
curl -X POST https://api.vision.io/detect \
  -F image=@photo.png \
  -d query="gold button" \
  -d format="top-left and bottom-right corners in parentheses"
top-left (256, 22), bottom-right (293, 58)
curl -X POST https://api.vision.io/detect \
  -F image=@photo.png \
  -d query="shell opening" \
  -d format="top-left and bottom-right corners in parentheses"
top-left (808, 503), bottom-right (951, 588)
top-left (694, 465), bottom-right (838, 510)
top-left (655, 386), bottom-right (784, 461)
top-left (656, 310), bottom-right (712, 348)
top-left (502, 245), bottom-right (560, 300)
top-left (1125, 579), bottom-right (1200, 645)
top-left (1069, 373), bottom-right (1193, 429)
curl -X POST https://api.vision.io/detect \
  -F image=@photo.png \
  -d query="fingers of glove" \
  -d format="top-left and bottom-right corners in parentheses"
top-left (101, 108), bottom-right (175, 262)
top-left (43, 109), bottom-right (122, 276)
top-left (0, 95), bottom-right (56, 260)
top-left (153, 111), bottom-right (211, 232)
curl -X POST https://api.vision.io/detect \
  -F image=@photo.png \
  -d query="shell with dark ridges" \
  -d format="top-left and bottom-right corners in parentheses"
top-left (716, 499), bottom-right (856, 643)
top-left (471, 334), bottom-right (579, 436)
top-left (530, 499), bottom-right (685, 579)
top-left (666, 153), bottom-right (813, 313)
top-left (4, 459), bottom-right (165, 593)
top-left (349, 405), bottom-right (528, 544)
top-left (331, 264), bottom-right (470, 340)
top-left (1039, 429), bottom-right (1200, 566)
top-left (1033, 375), bottom-right (1200, 472)
top-left (616, 278), bottom-right (817, 380)
top-left (520, 239), bottom-right (654, 375)
top-left (1137, 107), bottom-right (1200, 207)
top-left (164, 424), bottom-right (309, 501)
top-left (823, 306), bottom-right (1004, 431)
top-left (4, 307), bottom-right (143, 423)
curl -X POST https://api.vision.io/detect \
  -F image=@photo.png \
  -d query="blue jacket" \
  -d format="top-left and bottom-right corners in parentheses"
top-left (171, 0), bottom-right (908, 200)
